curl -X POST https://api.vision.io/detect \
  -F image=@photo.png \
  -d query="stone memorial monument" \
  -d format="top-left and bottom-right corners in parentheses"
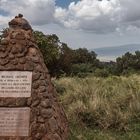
top-left (0, 14), bottom-right (68, 140)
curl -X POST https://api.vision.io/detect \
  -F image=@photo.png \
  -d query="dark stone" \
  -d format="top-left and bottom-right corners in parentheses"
top-left (41, 108), bottom-right (53, 119)
top-left (19, 58), bottom-right (26, 64)
top-left (40, 99), bottom-right (51, 108)
top-left (53, 134), bottom-right (61, 140)
top-left (31, 100), bottom-right (40, 107)
top-left (9, 54), bottom-right (15, 59)
top-left (30, 112), bottom-right (36, 123)
top-left (39, 80), bottom-right (47, 86)
top-left (49, 117), bottom-right (59, 133)
top-left (0, 59), bottom-right (9, 66)
top-left (35, 65), bottom-right (44, 72)
top-left (16, 63), bottom-right (24, 70)
top-left (24, 62), bottom-right (34, 70)
top-left (15, 33), bottom-right (25, 40)
top-left (31, 57), bottom-right (40, 63)
top-left (32, 81), bottom-right (39, 89)
top-left (0, 46), bottom-right (6, 52)
top-left (1, 39), bottom-right (9, 45)
top-left (11, 46), bottom-right (19, 54)
top-left (37, 116), bottom-right (45, 123)
top-left (39, 86), bottom-right (46, 93)
top-left (11, 59), bottom-right (18, 65)
top-left (42, 133), bottom-right (61, 140)
top-left (34, 133), bottom-right (42, 140)
top-left (27, 98), bottom-right (32, 106)
top-left (16, 52), bottom-right (25, 58)
top-left (38, 124), bottom-right (46, 133)
top-left (10, 39), bottom-right (16, 44)
top-left (0, 52), bottom-right (8, 58)
top-left (32, 72), bottom-right (40, 81)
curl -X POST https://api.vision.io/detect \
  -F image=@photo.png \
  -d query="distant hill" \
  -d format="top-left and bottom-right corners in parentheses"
top-left (93, 44), bottom-right (140, 61)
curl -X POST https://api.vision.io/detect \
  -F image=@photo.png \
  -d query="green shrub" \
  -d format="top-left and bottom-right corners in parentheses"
top-left (54, 75), bottom-right (140, 139)
top-left (71, 64), bottom-right (94, 76)
top-left (94, 68), bottom-right (109, 77)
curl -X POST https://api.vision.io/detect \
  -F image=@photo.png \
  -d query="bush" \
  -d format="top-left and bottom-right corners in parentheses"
top-left (94, 68), bottom-right (109, 77)
top-left (71, 64), bottom-right (94, 76)
top-left (55, 75), bottom-right (140, 132)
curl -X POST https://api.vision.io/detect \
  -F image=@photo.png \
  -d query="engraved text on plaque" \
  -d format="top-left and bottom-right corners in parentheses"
top-left (0, 108), bottom-right (30, 136)
top-left (0, 71), bottom-right (32, 97)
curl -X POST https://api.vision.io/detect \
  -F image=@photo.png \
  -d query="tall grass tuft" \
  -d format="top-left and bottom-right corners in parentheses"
top-left (54, 75), bottom-right (140, 133)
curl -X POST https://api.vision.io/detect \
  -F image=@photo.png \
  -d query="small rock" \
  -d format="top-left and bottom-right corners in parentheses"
top-left (32, 72), bottom-right (40, 81)
top-left (0, 52), bottom-right (8, 58)
top-left (37, 116), bottom-right (45, 123)
top-left (16, 52), bottom-right (25, 58)
top-left (39, 86), bottom-right (46, 93)
top-left (16, 63), bottom-right (24, 70)
top-left (38, 124), bottom-right (46, 133)
top-left (32, 81), bottom-right (39, 89)
top-left (15, 33), bottom-right (25, 40)
top-left (41, 108), bottom-right (53, 119)
top-left (0, 59), bottom-right (9, 66)
top-left (9, 54), bottom-right (15, 59)
top-left (35, 133), bottom-right (42, 140)
top-left (19, 58), bottom-right (26, 64)
top-left (24, 62), bottom-right (34, 70)
top-left (11, 46), bottom-right (18, 54)
top-left (1, 39), bottom-right (9, 45)
top-left (40, 99), bottom-right (51, 108)
top-left (49, 117), bottom-right (59, 133)
top-left (31, 100), bottom-right (40, 107)
top-left (31, 56), bottom-right (40, 63)
top-left (10, 39), bottom-right (16, 44)
top-left (11, 59), bottom-right (18, 65)
top-left (27, 98), bottom-right (32, 106)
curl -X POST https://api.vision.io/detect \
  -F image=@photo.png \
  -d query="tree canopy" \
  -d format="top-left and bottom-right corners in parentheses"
top-left (0, 29), bottom-right (140, 77)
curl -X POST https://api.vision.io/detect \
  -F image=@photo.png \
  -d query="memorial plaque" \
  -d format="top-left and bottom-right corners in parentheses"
top-left (0, 15), bottom-right (69, 139)
top-left (0, 71), bottom-right (32, 97)
top-left (0, 108), bottom-right (30, 136)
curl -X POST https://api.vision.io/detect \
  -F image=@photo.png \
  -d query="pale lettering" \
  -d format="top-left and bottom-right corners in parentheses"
top-left (0, 108), bottom-right (30, 136)
top-left (0, 71), bottom-right (32, 97)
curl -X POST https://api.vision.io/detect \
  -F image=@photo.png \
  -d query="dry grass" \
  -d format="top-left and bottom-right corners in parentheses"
top-left (54, 75), bottom-right (140, 139)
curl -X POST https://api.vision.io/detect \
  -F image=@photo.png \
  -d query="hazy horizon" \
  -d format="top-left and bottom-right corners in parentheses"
top-left (94, 44), bottom-right (140, 61)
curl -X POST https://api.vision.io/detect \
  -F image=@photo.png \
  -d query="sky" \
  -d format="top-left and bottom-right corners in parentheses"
top-left (56, 0), bottom-right (79, 8)
top-left (1, 0), bottom-right (140, 60)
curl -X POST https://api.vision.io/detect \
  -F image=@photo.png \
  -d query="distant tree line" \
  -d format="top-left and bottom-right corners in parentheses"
top-left (33, 31), bottom-right (100, 77)
top-left (116, 51), bottom-right (140, 74)
top-left (0, 29), bottom-right (140, 77)
top-left (34, 31), bottom-right (140, 77)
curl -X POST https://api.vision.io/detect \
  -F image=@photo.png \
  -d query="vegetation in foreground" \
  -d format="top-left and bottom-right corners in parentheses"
top-left (54, 75), bottom-right (140, 140)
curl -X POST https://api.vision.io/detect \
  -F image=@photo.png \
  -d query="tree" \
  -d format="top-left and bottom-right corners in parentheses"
top-left (34, 31), bottom-right (61, 76)
top-left (73, 48), bottom-right (97, 64)
top-left (116, 51), bottom-right (140, 74)
top-left (58, 43), bottom-right (74, 75)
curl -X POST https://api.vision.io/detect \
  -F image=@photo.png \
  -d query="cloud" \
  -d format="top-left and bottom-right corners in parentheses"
top-left (0, 0), bottom-right (55, 26)
top-left (54, 0), bottom-right (121, 33)
top-left (0, 15), bottom-right (10, 25)
top-left (1, 0), bottom-right (140, 34)
top-left (55, 0), bottom-right (140, 33)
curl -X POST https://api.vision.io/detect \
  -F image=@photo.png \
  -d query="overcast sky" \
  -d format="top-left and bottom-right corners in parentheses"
top-left (1, 0), bottom-right (140, 49)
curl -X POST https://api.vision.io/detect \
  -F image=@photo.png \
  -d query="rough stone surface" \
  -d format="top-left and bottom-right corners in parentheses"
top-left (0, 14), bottom-right (68, 140)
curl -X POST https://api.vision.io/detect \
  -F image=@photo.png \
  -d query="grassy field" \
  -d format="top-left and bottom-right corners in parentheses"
top-left (54, 75), bottom-right (140, 140)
